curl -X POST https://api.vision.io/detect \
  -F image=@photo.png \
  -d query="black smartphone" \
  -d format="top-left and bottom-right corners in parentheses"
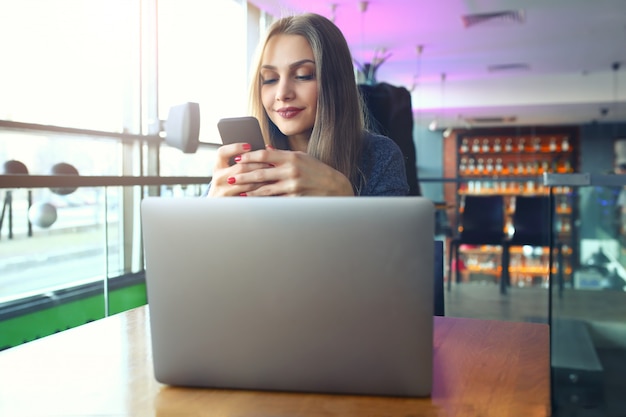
top-left (217, 116), bottom-right (266, 151)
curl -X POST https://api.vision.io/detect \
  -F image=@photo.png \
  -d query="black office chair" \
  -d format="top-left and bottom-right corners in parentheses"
top-left (500, 195), bottom-right (562, 294)
top-left (448, 195), bottom-right (506, 290)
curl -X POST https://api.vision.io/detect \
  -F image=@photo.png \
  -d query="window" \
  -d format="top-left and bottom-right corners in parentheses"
top-left (0, 0), bottom-right (255, 348)
top-left (0, 0), bottom-right (139, 132)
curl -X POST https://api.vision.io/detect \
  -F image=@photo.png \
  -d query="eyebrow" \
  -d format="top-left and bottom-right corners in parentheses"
top-left (261, 59), bottom-right (316, 71)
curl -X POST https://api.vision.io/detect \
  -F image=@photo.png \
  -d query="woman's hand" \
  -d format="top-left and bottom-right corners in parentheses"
top-left (208, 143), bottom-right (274, 197)
top-left (226, 147), bottom-right (354, 196)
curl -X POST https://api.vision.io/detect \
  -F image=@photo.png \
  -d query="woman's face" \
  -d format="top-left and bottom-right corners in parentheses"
top-left (260, 34), bottom-right (318, 144)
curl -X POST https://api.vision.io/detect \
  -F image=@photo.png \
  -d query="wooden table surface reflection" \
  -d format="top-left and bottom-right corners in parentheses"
top-left (0, 306), bottom-right (550, 417)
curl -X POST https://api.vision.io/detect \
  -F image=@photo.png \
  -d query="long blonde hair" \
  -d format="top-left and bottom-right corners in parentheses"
top-left (249, 13), bottom-right (365, 190)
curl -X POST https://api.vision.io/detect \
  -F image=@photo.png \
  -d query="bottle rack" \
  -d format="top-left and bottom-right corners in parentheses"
top-left (454, 132), bottom-right (578, 287)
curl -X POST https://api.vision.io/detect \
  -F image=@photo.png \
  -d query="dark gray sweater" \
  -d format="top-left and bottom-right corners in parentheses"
top-left (356, 132), bottom-right (409, 196)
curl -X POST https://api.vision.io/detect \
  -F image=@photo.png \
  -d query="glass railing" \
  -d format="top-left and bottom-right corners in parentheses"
top-left (422, 174), bottom-right (626, 416)
top-left (545, 174), bottom-right (626, 417)
top-left (3, 173), bottom-right (624, 415)
top-left (0, 175), bottom-right (210, 350)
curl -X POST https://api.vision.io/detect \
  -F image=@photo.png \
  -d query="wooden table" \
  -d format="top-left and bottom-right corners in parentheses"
top-left (0, 306), bottom-right (550, 416)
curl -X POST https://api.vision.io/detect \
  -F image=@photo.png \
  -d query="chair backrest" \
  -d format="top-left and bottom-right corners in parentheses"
top-left (459, 195), bottom-right (506, 244)
top-left (510, 196), bottom-right (553, 246)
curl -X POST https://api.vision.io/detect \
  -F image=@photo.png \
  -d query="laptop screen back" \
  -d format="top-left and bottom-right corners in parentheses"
top-left (141, 197), bottom-right (435, 397)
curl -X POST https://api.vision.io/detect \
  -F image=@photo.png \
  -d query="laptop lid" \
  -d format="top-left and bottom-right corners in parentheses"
top-left (141, 197), bottom-right (434, 397)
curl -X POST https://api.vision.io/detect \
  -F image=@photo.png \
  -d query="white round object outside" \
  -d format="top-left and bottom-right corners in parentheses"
top-left (28, 202), bottom-right (58, 228)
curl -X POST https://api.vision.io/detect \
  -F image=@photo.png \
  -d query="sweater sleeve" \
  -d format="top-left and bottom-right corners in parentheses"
top-left (358, 133), bottom-right (410, 196)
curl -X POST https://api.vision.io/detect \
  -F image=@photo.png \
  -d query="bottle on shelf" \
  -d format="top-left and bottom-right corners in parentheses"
top-left (459, 157), bottom-right (467, 174)
top-left (467, 158), bottom-right (476, 175)
top-left (471, 139), bottom-right (480, 153)
top-left (533, 137), bottom-right (541, 152)
top-left (549, 137), bottom-right (557, 152)
top-left (460, 139), bottom-right (469, 153)
top-left (477, 158), bottom-right (485, 175)
top-left (486, 158), bottom-right (494, 174)
top-left (482, 139), bottom-right (490, 153)
top-left (518, 138), bottom-right (525, 152)
top-left (495, 158), bottom-right (503, 174)
top-left (564, 160), bottom-right (572, 173)
top-left (562, 136), bottom-right (570, 152)
top-left (562, 220), bottom-right (571, 233)
top-left (506, 162), bottom-right (515, 176)
top-left (505, 138), bottom-right (513, 152)
top-left (493, 138), bottom-right (502, 152)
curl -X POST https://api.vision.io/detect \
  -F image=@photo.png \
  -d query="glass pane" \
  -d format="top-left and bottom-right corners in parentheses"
top-left (0, 129), bottom-right (125, 350)
top-left (0, 130), bottom-right (123, 299)
top-left (159, 143), bottom-right (218, 178)
top-left (550, 177), bottom-right (626, 416)
top-left (443, 177), bottom-right (552, 324)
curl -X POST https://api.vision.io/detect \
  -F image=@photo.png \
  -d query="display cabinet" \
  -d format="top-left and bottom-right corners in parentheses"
top-left (452, 130), bottom-right (579, 287)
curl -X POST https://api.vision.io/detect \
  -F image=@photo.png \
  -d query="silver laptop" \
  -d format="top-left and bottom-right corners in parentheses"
top-left (141, 197), bottom-right (434, 397)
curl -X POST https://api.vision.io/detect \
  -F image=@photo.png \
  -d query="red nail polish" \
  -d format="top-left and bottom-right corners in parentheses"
top-left (242, 143), bottom-right (252, 151)
top-left (227, 177), bottom-right (236, 184)
top-left (234, 155), bottom-right (242, 163)
top-left (239, 192), bottom-right (247, 197)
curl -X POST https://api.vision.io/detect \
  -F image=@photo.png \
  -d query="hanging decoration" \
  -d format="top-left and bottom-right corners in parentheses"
top-left (353, 1), bottom-right (392, 85)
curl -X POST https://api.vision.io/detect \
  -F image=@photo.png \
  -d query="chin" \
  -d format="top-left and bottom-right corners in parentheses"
top-left (275, 123), bottom-right (312, 138)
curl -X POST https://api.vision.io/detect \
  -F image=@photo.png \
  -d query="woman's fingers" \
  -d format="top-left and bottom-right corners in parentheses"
top-left (214, 143), bottom-right (255, 168)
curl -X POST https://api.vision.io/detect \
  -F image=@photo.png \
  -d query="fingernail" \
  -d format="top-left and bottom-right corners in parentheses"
top-left (239, 192), bottom-right (247, 197)
top-left (242, 143), bottom-right (252, 151)
top-left (227, 177), bottom-right (236, 184)
top-left (234, 155), bottom-right (242, 163)
top-left (266, 144), bottom-right (275, 150)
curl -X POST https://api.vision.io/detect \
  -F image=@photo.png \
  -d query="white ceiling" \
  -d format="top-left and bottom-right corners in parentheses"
top-left (249, 0), bottom-right (626, 129)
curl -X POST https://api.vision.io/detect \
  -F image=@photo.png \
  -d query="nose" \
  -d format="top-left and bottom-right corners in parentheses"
top-left (276, 78), bottom-right (294, 102)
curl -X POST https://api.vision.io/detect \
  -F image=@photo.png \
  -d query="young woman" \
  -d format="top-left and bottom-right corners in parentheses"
top-left (208, 13), bottom-right (408, 197)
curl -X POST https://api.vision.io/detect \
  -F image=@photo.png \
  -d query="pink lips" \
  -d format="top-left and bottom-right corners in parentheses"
top-left (276, 107), bottom-right (302, 119)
